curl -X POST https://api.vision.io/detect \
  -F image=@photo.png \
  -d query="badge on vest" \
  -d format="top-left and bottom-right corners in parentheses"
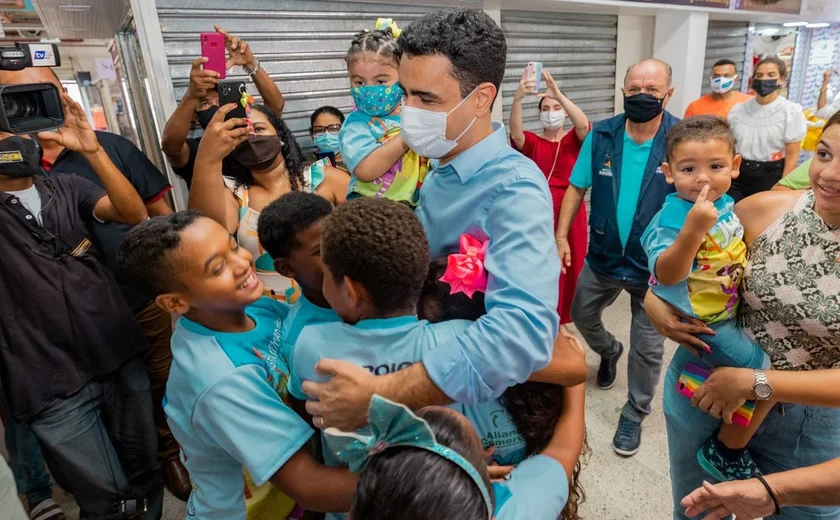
top-left (598, 155), bottom-right (613, 177)
top-left (0, 151), bottom-right (23, 163)
top-left (69, 237), bottom-right (92, 258)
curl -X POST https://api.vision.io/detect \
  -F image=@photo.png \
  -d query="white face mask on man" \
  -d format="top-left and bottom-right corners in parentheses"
top-left (400, 88), bottom-right (478, 159)
top-left (540, 110), bottom-right (566, 130)
top-left (710, 76), bottom-right (736, 94)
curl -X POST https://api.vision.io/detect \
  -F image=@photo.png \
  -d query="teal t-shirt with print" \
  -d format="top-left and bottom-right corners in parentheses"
top-left (278, 293), bottom-right (340, 365)
top-left (453, 400), bottom-right (527, 466)
top-left (570, 132), bottom-right (653, 247)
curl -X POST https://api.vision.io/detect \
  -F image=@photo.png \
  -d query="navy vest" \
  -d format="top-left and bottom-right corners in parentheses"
top-left (586, 111), bottom-right (679, 284)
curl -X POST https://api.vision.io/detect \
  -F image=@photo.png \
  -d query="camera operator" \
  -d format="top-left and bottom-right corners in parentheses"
top-left (161, 25), bottom-right (285, 186)
top-left (0, 66), bottom-right (193, 502)
top-left (0, 93), bottom-right (162, 519)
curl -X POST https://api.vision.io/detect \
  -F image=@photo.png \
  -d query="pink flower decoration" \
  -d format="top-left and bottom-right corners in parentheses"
top-left (369, 440), bottom-right (389, 455)
top-left (439, 234), bottom-right (489, 298)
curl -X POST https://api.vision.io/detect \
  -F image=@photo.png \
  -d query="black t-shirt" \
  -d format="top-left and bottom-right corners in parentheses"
top-left (0, 176), bottom-right (147, 421)
top-left (44, 131), bottom-right (171, 311)
top-left (171, 136), bottom-right (239, 188)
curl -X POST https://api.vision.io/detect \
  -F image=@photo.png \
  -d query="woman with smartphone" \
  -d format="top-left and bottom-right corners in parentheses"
top-left (509, 66), bottom-right (590, 328)
top-left (645, 110), bottom-right (840, 520)
top-left (189, 103), bottom-right (349, 304)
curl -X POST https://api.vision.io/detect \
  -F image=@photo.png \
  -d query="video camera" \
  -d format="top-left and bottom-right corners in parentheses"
top-left (0, 43), bottom-right (64, 134)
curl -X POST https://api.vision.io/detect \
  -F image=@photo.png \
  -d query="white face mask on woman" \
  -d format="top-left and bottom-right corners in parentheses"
top-left (540, 110), bottom-right (566, 130)
top-left (400, 88), bottom-right (478, 159)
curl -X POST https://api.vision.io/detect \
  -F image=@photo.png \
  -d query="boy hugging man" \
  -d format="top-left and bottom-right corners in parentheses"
top-left (117, 210), bottom-right (355, 520)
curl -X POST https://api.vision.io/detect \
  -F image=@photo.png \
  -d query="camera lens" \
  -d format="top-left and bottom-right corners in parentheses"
top-left (3, 93), bottom-right (41, 120)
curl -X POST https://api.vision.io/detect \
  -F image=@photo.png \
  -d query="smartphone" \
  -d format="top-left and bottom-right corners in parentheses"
top-left (527, 62), bottom-right (543, 92)
top-left (200, 32), bottom-right (226, 79)
top-left (677, 363), bottom-right (756, 427)
top-left (218, 79), bottom-right (247, 121)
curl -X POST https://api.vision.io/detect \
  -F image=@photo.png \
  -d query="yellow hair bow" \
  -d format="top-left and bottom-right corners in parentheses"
top-left (375, 18), bottom-right (401, 37)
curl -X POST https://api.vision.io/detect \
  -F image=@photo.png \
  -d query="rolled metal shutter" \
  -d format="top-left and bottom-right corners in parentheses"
top-left (501, 10), bottom-right (618, 134)
top-left (156, 0), bottom-right (437, 152)
top-left (702, 22), bottom-right (750, 95)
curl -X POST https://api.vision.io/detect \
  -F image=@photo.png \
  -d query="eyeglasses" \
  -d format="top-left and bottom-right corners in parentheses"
top-left (311, 124), bottom-right (342, 136)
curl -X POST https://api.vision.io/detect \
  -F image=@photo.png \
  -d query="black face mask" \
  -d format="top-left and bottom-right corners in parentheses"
top-left (623, 93), bottom-right (665, 123)
top-left (0, 135), bottom-right (42, 179)
top-left (196, 105), bottom-right (219, 130)
top-left (230, 134), bottom-right (284, 171)
top-left (752, 79), bottom-right (780, 97)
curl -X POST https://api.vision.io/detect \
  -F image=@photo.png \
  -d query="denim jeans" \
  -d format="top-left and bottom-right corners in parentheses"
top-left (665, 347), bottom-right (840, 519)
top-left (1, 391), bottom-right (53, 506)
top-left (571, 264), bottom-right (667, 422)
top-left (696, 318), bottom-right (770, 371)
top-left (28, 358), bottom-right (163, 519)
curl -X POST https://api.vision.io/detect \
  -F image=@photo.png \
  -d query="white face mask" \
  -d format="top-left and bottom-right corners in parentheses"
top-left (540, 110), bottom-right (566, 129)
top-left (710, 76), bottom-right (736, 94)
top-left (400, 88), bottom-right (478, 159)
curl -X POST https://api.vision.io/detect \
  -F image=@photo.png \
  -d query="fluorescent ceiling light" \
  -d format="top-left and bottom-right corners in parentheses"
top-left (783, 22), bottom-right (808, 27)
top-left (57, 4), bottom-right (91, 11)
top-left (806, 23), bottom-right (831, 28)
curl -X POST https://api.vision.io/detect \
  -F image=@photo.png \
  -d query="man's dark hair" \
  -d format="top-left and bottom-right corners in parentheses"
top-left (666, 115), bottom-right (737, 162)
top-left (712, 59), bottom-right (737, 71)
top-left (310, 106), bottom-right (346, 129)
top-left (755, 56), bottom-right (787, 79)
top-left (117, 210), bottom-right (204, 296)
top-left (258, 191), bottom-right (333, 260)
top-left (398, 9), bottom-right (507, 99)
top-left (321, 198), bottom-right (429, 315)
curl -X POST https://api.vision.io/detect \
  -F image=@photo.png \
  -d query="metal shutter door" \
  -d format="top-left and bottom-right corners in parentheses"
top-left (156, 0), bottom-right (437, 152)
top-left (501, 10), bottom-right (618, 134)
top-left (702, 22), bottom-right (750, 95)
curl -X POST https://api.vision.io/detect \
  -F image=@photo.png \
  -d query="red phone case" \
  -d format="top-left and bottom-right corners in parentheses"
top-left (200, 32), bottom-right (226, 79)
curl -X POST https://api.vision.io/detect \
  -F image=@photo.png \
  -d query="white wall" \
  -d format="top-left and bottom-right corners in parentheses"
top-left (653, 11), bottom-right (709, 117)
top-left (614, 14), bottom-right (654, 115)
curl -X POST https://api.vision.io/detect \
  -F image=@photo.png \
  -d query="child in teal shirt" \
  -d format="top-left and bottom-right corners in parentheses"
top-left (117, 211), bottom-right (356, 519)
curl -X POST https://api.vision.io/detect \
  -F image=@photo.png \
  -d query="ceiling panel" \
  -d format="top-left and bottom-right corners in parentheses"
top-left (33, 0), bottom-right (129, 39)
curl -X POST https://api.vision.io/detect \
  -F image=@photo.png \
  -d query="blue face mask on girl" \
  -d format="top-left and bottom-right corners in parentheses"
top-left (351, 83), bottom-right (405, 117)
top-left (313, 131), bottom-right (340, 154)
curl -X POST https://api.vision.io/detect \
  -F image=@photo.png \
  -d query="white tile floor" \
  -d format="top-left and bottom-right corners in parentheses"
top-left (6, 292), bottom-right (680, 519)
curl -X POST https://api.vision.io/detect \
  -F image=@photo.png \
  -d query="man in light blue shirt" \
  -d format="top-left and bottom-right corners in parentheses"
top-left (302, 9), bottom-right (560, 432)
top-left (555, 59), bottom-right (677, 457)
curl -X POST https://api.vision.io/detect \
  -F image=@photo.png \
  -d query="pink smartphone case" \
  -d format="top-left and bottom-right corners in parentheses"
top-left (201, 32), bottom-right (226, 80)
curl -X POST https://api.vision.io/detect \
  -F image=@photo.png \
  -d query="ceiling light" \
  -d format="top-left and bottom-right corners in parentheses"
top-left (57, 4), bottom-right (91, 12)
top-left (783, 22), bottom-right (808, 27)
top-left (806, 23), bottom-right (831, 28)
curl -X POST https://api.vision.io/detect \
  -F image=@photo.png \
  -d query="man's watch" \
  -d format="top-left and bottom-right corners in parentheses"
top-left (752, 370), bottom-right (773, 400)
top-left (244, 58), bottom-right (261, 78)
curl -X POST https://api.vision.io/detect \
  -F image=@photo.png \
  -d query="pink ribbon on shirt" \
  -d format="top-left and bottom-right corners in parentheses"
top-left (439, 234), bottom-right (489, 298)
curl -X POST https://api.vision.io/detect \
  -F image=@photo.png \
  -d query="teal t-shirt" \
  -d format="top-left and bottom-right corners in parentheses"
top-left (278, 293), bottom-right (340, 366)
top-left (493, 455), bottom-right (570, 520)
top-left (163, 297), bottom-right (313, 520)
top-left (453, 400), bottom-right (527, 466)
top-left (570, 132), bottom-right (654, 247)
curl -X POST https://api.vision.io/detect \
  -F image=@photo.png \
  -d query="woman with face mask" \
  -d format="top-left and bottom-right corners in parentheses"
top-left (190, 103), bottom-right (349, 303)
top-left (509, 67), bottom-right (590, 327)
top-left (727, 56), bottom-right (807, 202)
top-left (309, 106), bottom-right (347, 171)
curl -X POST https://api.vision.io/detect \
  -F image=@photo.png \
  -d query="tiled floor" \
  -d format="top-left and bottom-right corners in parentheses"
top-left (5, 292), bottom-right (680, 519)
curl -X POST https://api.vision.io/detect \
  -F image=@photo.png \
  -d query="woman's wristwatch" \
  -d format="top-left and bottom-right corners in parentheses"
top-left (752, 370), bottom-right (773, 400)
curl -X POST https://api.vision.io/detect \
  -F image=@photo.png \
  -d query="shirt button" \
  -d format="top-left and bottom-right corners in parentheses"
top-left (25, 215), bottom-right (32, 220)
top-left (10, 199), bottom-right (17, 204)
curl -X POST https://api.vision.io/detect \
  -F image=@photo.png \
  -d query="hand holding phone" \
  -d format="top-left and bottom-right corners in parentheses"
top-left (218, 80), bottom-right (247, 121)
top-left (201, 32), bottom-right (227, 79)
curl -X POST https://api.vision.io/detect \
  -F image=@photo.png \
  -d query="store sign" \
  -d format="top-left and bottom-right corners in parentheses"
top-left (800, 0), bottom-right (840, 20)
top-left (95, 58), bottom-right (116, 81)
top-left (731, 0), bottom-right (802, 14)
top-left (622, 0), bottom-right (729, 6)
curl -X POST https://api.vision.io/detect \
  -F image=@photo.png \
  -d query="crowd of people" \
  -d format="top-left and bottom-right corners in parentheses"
top-left (0, 7), bottom-right (839, 520)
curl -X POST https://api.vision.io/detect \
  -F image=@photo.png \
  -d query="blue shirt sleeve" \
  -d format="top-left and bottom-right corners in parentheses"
top-left (494, 455), bottom-right (569, 520)
top-left (640, 212), bottom-right (682, 283)
top-left (422, 177), bottom-right (560, 404)
top-left (287, 324), bottom-right (333, 400)
top-left (193, 366), bottom-right (314, 486)
top-left (569, 132), bottom-right (594, 189)
top-left (338, 112), bottom-right (380, 174)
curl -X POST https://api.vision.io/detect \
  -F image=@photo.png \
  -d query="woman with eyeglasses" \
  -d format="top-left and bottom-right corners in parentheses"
top-left (310, 106), bottom-right (348, 171)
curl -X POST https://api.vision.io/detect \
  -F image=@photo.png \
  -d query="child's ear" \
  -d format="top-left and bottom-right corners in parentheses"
top-left (155, 292), bottom-right (190, 316)
top-left (274, 258), bottom-right (295, 279)
top-left (662, 161), bottom-right (675, 184)
top-left (731, 154), bottom-right (742, 179)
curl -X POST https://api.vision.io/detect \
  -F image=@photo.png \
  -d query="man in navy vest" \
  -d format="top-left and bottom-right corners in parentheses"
top-left (556, 59), bottom-right (678, 457)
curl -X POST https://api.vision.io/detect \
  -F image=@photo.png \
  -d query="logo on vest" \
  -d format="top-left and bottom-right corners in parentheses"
top-left (598, 155), bottom-right (613, 177)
